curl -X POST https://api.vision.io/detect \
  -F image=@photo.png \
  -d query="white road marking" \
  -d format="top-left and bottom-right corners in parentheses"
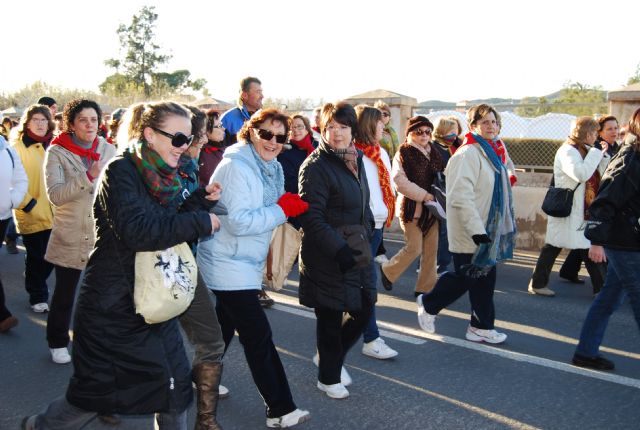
top-left (269, 294), bottom-right (640, 390)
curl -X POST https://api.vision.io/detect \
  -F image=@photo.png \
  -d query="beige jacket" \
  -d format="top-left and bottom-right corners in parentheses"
top-left (44, 139), bottom-right (116, 269)
top-left (445, 143), bottom-right (510, 254)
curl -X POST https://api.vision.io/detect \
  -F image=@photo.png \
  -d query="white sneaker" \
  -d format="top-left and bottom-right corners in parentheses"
top-left (362, 337), bottom-right (398, 359)
top-left (312, 353), bottom-right (352, 386)
top-left (316, 381), bottom-right (349, 399)
top-left (465, 326), bottom-right (507, 344)
top-left (416, 295), bottom-right (436, 334)
top-left (266, 408), bottom-right (310, 428)
top-left (374, 254), bottom-right (389, 264)
top-left (219, 384), bottom-right (229, 398)
top-left (31, 302), bottom-right (49, 313)
top-left (50, 347), bottom-right (71, 364)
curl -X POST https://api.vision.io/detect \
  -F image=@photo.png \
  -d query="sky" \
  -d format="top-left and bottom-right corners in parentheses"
top-left (1, 0), bottom-right (638, 104)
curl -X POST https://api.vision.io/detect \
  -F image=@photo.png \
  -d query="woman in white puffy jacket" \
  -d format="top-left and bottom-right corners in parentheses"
top-left (0, 135), bottom-right (28, 332)
top-left (528, 117), bottom-right (609, 297)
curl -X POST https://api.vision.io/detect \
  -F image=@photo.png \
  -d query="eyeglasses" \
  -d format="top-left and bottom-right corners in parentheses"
top-left (212, 124), bottom-right (224, 129)
top-left (30, 118), bottom-right (48, 124)
top-left (292, 125), bottom-right (306, 130)
top-left (254, 128), bottom-right (288, 144)
top-left (413, 129), bottom-right (432, 136)
top-left (381, 112), bottom-right (390, 118)
top-left (150, 126), bottom-right (194, 147)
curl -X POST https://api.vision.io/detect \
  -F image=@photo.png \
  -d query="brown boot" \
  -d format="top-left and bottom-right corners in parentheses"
top-left (193, 362), bottom-right (224, 430)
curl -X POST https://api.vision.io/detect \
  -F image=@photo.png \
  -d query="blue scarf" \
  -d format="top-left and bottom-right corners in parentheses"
top-left (469, 133), bottom-right (516, 273)
top-left (248, 142), bottom-right (284, 206)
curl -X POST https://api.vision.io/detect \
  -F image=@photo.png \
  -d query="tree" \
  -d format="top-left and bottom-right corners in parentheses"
top-left (515, 96), bottom-right (551, 117)
top-left (549, 81), bottom-right (608, 116)
top-left (105, 6), bottom-right (170, 96)
top-left (628, 63), bottom-right (640, 85)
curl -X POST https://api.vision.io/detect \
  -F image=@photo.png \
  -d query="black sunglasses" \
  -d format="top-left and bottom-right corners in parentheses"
top-left (413, 129), bottom-right (432, 136)
top-left (254, 128), bottom-right (288, 144)
top-left (150, 126), bottom-right (194, 147)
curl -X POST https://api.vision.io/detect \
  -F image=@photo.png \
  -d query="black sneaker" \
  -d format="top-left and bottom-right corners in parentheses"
top-left (258, 289), bottom-right (275, 308)
top-left (571, 353), bottom-right (615, 370)
top-left (559, 274), bottom-right (585, 284)
top-left (5, 239), bottom-right (18, 254)
top-left (379, 266), bottom-right (393, 291)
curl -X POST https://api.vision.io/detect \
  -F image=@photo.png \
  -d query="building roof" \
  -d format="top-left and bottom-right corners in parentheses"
top-left (608, 83), bottom-right (640, 101)
top-left (344, 89), bottom-right (417, 106)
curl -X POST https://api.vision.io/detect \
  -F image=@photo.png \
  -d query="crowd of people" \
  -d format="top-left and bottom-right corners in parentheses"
top-left (1, 76), bottom-right (639, 429)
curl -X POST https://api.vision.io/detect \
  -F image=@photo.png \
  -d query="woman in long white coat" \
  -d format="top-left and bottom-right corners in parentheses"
top-left (528, 117), bottom-right (609, 297)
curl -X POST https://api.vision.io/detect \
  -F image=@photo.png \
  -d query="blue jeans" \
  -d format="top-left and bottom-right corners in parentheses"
top-left (575, 248), bottom-right (640, 358)
top-left (437, 220), bottom-right (452, 274)
top-left (363, 228), bottom-right (383, 343)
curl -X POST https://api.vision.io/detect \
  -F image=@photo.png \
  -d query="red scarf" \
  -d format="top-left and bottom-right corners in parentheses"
top-left (290, 133), bottom-right (315, 156)
top-left (51, 132), bottom-right (101, 161)
top-left (461, 132), bottom-right (506, 163)
top-left (26, 129), bottom-right (53, 145)
top-left (355, 142), bottom-right (395, 227)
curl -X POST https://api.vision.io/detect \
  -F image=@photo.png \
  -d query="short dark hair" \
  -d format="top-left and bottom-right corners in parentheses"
top-left (597, 115), bottom-right (618, 132)
top-left (37, 96), bottom-right (56, 107)
top-left (63, 99), bottom-right (103, 133)
top-left (290, 114), bottom-right (313, 138)
top-left (320, 101), bottom-right (358, 141)
top-left (238, 108), bottom-right (290, 142)
top-left (205, 109), bottom-right (220, 133)
top-left (240, 76), bottom-right (261, 93)
top-left (467, 104), bottom-right (500, 129)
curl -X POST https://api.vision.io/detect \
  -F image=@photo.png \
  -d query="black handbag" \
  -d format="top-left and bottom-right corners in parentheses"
top-left (541, 176), bottom-right (580, 218)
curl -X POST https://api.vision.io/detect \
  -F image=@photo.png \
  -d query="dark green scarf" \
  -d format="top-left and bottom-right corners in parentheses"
top-left (127, 140), bottom-right (182, 207)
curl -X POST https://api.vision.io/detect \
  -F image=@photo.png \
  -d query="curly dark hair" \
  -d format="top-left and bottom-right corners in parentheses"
top-left (63, 99), bottom-right (103, 133)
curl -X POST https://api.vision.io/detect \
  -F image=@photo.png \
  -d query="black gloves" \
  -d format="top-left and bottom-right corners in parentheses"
top-left (335, 244), bottom-right (361, 273)
top-left (472, 234), bottom-right (492, 245)
top-left (180, 187), bottom-right (218, 213)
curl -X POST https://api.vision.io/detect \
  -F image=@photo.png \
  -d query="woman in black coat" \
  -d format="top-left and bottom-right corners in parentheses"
top-left (23, 101), bottom-right (219, 430)
top-left (298, 101), bottom-right (375, 400)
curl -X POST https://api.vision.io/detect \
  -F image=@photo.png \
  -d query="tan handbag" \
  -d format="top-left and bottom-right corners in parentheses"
top-left (263, 222), bottom-right (302, 291)
top-left (134, 242), bottom-right (198, 324)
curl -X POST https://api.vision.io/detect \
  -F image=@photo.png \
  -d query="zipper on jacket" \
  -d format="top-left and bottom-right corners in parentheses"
top-left (169, 377), bottom-right (175, 390)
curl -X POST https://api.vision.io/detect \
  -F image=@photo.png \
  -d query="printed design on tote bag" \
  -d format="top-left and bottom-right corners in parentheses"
top-left (154, 248), bottom-right (196, 299)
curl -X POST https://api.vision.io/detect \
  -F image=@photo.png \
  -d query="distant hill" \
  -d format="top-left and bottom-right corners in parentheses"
top-left (418, 89), bottom-right (604, 107)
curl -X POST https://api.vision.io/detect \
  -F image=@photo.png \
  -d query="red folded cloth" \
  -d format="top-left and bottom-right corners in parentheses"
top-left (277, 192), bottom-right (309, 217)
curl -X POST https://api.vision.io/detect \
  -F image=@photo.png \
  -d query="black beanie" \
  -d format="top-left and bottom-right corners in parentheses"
top-left (406, 116), bottom-right (433, 136)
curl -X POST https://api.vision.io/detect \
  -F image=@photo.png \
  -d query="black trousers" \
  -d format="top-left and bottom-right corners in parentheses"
top-left (559, 249), bottom-right (583, 279)
top-left (47, 265), bottom-right (82, 348)
top-left (0, 218), bottom-right (11, 320)
top-left (314, 300), bottom-right (373, 385)
top-left (422, 253), bottom-right (497, 329)
top-left (21, 229), bottom-right (53, 305)
top-left (214, 289), bottom-right (296, 418)
top-left (531, 245), bottom-right (606, 294)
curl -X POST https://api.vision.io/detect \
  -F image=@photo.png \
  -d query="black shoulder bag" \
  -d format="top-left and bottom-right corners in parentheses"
top-left (541, 176), bottom-right (580, 218)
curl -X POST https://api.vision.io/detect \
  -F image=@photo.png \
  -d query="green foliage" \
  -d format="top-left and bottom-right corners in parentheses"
top-left (628, 63), bottom-right (640, 85)
top-left (102, 6), bottom-right (207, 98)
top-left (515, 82), bottom-right (607, 118)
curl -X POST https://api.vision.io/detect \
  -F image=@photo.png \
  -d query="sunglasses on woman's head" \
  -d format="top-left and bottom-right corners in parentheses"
top-left (150, 126), bottom-right (194, 147)
top-left (254, 128), bottom-right (288, 144)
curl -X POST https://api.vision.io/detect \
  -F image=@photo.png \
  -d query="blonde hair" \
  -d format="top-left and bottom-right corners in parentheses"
top-left (433, 117), bottom-right (460, 141)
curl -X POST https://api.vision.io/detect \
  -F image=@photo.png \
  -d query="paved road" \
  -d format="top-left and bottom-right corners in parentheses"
top-left (1, 235), bottom-right (639, 429)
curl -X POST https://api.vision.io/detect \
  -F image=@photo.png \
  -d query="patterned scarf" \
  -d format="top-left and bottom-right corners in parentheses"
top-left (126, 140), bottom-right (182, 207)
top-left (462, 133), bottom-right (516, 271)
top-left (248, 143), bottom-right (284, 206)
top-left (328, 141), bottom-right (358, 177)
top-left (380, 125), bottom-right (400, 157)
top-left (356, 141), bottom-right (395, 227)
top-left (569, 140), bottom-right (601, 220)
top-left (398, 142), bottom-right (443, 235)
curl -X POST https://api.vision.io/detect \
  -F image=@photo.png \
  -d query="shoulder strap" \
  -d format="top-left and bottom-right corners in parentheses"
top-left (6, 147), bottom-right (14, 168)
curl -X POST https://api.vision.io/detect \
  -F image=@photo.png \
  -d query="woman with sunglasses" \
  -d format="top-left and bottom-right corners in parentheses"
top-left (416, 104), bottom-right (516, 344)
top-left (379, 116), bottom-right (444, 297)
top-left (23, 101), bottom-right (221, 430)
top-left (42, 99), bottom-right (116, 365)
top-left (298, 101), bottom-right (376, 400)
top-left (197, 108), bottom-right (311, 428)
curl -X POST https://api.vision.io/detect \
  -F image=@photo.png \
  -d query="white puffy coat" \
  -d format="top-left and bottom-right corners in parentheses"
top-left (0, 136), bottom-right (28, 220)
top-left (545, 142), bottom-right (609, 249)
